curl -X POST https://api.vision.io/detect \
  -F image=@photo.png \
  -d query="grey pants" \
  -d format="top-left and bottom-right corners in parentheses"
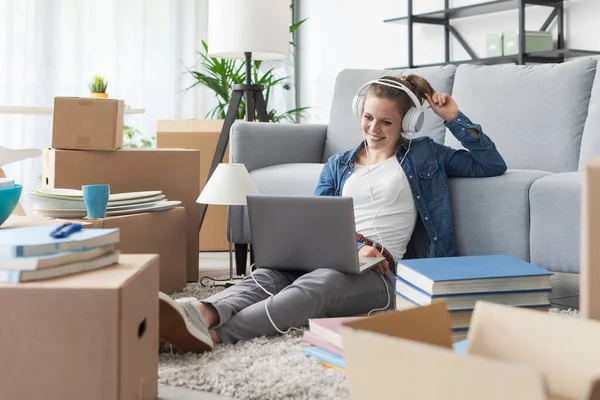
top-left (201, 267), bottom-right (396, 344)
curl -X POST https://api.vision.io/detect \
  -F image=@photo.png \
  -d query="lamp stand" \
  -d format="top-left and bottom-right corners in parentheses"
top-left (200, 205), bottom-right (246, 288)
top-left (198, 52), bottom-right (269, 236)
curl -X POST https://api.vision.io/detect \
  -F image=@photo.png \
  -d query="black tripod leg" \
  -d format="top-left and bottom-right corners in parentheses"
top-left (198, 90), bottom-right (244, 230)
top-left (254, 90), bottom-right (270, 122)
top-left (234, 243), bottom-right (248, 276)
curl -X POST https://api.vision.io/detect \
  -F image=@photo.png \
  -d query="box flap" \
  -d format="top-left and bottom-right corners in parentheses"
top-left (343, 302), bottom-right (453, 349)
top-left (341, 307), bottom-right (549, 399)
top-left (468, 301), bottom-right (600, 400)
top-left (581, 156), bottom-right (600, 321)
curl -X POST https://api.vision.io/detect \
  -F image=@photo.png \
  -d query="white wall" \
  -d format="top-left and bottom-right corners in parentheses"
top-left (298, 0), bottom-right (600, 123)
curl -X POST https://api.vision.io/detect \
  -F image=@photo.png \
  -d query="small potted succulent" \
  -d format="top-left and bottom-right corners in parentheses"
top-left (88, 75), bottom-right (109, 98)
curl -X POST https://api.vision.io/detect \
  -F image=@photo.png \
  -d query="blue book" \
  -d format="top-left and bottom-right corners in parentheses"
top-left (396, 255), bottom-right (553, 296)
top-left (0, 226), bottom-right (120, 258)
top-left (302, 346), bottom-right (346, 369)
top-left (453, 339), bottom-right (468, 355)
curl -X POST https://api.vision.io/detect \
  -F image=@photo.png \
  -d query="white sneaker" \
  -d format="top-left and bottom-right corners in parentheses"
top-left (159, 292), bottom-right (214, 353)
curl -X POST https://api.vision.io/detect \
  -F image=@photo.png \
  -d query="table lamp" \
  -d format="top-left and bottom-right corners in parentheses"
top-left (198, 0), bottom-right (289, 234)
top-left (196, 163), bottom-right (260, 287)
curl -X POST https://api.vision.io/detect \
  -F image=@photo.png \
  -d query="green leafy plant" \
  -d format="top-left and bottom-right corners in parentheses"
top-left (88, 75), bottom-right (108, 93)
top-left (123, 123), bottom-right (154, 148)
top-left (122, 104), bottom-right (154, 148)
top-left (185, 10), bottom-right (309, 122)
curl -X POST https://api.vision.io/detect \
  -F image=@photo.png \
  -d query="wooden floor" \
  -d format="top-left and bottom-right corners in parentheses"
top-left (199, 252), bottom-right (580, 310)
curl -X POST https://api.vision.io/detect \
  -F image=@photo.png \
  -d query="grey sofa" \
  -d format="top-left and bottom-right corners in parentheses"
top-left (228, 57), bottom-right (600, 275)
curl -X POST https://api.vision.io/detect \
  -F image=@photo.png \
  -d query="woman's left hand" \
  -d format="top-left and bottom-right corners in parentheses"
top-left (426, 92), bottom-right (459, 122)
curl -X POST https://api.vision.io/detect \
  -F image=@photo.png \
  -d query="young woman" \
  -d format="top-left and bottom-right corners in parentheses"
top-left (158, 74), bottom-right (507, 353)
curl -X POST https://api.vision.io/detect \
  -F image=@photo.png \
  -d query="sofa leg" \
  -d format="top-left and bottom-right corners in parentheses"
top-left (234, 243), bottom-right (248, 276)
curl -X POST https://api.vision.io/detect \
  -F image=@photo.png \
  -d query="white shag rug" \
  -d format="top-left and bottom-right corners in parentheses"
top-left (158, 281), bottom-right (580, 400)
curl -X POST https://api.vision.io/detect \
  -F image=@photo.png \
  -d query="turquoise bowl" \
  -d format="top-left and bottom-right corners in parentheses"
top-left (0, 184), bottom-right (22, 227)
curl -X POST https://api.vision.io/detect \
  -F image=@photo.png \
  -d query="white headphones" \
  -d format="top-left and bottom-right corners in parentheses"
top-left (352, 78), bottom-right (425, 134)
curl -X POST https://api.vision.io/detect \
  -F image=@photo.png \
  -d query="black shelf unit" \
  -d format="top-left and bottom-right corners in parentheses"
top-left (385, 0), bottom-right (600, 69)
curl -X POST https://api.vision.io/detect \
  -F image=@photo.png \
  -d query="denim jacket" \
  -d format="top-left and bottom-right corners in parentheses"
top-left (314, 111), bottom-right (507, 260)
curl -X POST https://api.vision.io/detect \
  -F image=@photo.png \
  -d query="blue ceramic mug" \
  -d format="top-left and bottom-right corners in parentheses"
top-left (82, 184), bottom-right (110, 218)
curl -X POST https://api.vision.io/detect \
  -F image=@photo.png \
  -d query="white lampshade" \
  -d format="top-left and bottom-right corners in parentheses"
top-left (196, 163), bottom-right (260, 206)
top-left (207, 0), bottom-right (289, 60)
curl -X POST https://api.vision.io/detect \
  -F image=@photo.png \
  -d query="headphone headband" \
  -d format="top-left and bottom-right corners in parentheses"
top-left (354, 78), bottom-right (423, 112)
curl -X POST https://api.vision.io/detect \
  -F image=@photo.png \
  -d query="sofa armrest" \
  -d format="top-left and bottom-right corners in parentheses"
top-left (449, 169), bottom-right (551, 261)
top-left (230, 122), bottom-right (328, 172)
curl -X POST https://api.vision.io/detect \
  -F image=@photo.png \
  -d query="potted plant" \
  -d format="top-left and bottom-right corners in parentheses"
top-left (88, 75), bottom-right (109, 99)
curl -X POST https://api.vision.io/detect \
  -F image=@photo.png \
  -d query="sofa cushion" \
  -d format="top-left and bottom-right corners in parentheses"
top-left (325, 65), bottom-right (457, 161)
top-left (529, 172), bottom-right (581, 273)
top-left (446, 58), bottom-right (597, 173)
top-left (232, 163), bottom-right (324, 242)
top-left (449, 169), bottom-right (551, 262)
top-left (579, 59), bottom-right (600, 170)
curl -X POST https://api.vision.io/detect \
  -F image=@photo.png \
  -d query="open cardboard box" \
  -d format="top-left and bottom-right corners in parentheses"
top-left (341, 302), bottom-right (600, 400)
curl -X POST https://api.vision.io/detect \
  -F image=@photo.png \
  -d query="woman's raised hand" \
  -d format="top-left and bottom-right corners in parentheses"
top-left (426, 92), bottom-right (459, 122)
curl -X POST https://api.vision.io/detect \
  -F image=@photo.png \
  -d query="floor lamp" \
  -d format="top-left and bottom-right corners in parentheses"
top-left (196, 163), bottom-right (260, 287)
top-left (197, 0), bottom-right (290, 249)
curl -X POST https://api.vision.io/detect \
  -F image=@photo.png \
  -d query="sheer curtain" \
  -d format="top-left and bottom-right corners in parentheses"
top-left (0, 0), bottom-right (211, 210)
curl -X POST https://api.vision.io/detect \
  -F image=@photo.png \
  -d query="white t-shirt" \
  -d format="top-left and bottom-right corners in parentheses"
top-left (341, 156), bottom-right (418, 261)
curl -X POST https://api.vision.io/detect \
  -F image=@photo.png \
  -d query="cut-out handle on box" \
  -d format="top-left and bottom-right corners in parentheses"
top-left (138, 318), bottom-right (146, 339)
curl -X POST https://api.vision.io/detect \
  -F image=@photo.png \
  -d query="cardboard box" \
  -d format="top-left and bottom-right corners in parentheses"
top-left (157, 119), bottom-right (230, 251)
top-left (341, 302), bottom-right (600, 400)
top-left (582, 156), bottom-right (600, 320)
top-left (42, 148), bottom-right (200, 281)
top-left (0, 254), bottom-right (159, 400)
top-left (52, 97), bottom-right (125, 151)
top-left (74, 208), bottom-right (186, 294)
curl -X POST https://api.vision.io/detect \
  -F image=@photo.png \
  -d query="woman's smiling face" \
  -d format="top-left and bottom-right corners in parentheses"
top-left (360, 96), bottom-right (403, 151)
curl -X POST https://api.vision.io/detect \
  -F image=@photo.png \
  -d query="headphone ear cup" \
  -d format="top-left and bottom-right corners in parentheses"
top-left (402, 107), bottom-right (425, 134)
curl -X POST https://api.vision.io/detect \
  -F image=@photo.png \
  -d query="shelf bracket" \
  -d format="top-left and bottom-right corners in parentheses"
top-left (540, 7), bottom-right (558, 31)
top-left (447, 25), bottom-right (478, 60)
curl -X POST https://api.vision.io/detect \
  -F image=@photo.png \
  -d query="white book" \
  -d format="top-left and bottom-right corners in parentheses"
top-left (0, 251), bottom-right (120, 283)
top-left (0, 245), bottom-right (115, 270)
top-left (0, 226), bottom-right (119, 258)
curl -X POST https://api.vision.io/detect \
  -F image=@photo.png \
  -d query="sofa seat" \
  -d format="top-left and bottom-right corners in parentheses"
top-left (449, 169), bottom-right (551, 262)
top-left (530, 172), bottom-right (582, 273)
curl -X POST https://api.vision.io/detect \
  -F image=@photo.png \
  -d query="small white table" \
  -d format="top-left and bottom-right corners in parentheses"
top-left (0, 106), bottom-right (145, 115)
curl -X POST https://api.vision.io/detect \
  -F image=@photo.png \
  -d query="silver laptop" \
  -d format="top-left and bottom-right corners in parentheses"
top-left (246, 195), bottom-right (385, 274)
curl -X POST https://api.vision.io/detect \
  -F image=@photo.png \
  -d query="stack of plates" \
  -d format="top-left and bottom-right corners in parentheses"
top-left (29, 188), bottom-right (182, 218)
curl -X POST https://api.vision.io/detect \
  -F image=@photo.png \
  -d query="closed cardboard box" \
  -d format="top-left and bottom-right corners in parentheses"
top-left (52, 97), bottom-right (124, 151)
top-left (0, 254), bottom-right (159, 400)
top-left (75, 208), bottom-right (186, 294)
top-left (157, 119), bottom-right (230, 251)
top-left (582, 156), bottom-right (600, 320)
top-left (42, 148), bottom-right (200, 281)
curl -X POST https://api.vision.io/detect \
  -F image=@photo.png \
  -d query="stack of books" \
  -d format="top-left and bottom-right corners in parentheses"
top-left (301, 316), bottom-right (363, 372)
top-left (394, 255), bottom-right (553, 341)
top-left (0, 224), bottom-right (120, 283)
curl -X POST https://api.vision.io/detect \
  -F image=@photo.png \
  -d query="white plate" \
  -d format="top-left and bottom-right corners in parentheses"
top-left (34, 200), bottom-right (182, 218)
top-left (29, 192), bottom-right (166, 209)
top-left (34, 188), bottom-right (163, 201)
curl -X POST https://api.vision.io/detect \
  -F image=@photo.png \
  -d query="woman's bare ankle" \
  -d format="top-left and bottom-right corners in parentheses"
top-left (196, 302), bottom-right (219, 328)
top-left (209, 329), bottom-right (222, 344)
